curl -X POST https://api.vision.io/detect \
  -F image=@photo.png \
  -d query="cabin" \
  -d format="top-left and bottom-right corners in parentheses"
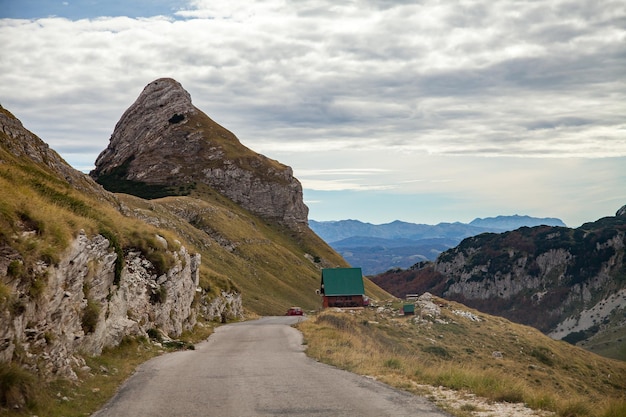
top-left (320, 267), bottom-right (366, 308)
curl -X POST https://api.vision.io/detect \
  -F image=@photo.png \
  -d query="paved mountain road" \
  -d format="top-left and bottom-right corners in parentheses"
top-left (93, 316), bottom-right (450, 417)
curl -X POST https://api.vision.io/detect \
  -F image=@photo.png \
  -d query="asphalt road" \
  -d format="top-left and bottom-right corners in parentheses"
top-left (93, 316), bottom-right (450, 417)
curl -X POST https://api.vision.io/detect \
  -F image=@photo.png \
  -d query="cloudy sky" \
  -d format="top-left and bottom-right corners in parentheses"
top-left (1, 0), bottom-right (624, 227)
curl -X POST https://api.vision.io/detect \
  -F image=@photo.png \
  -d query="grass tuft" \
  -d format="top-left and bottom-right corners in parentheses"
top-left (0, 363), bottom-right (39, 411)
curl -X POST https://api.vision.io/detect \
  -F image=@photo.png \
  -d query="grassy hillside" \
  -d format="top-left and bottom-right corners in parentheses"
top-left (298, 300), bottom-right (626, 417)
top-left (112, 185), bottom-right (389, 315)
top-left (0, 115), bottom-right (387, 317)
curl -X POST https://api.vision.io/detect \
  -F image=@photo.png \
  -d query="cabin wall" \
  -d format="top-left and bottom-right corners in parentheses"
top-left (323, 295), bottom-right (364, 308)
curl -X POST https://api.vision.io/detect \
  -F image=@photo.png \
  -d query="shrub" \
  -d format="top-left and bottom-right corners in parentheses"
top-left (422, 345), bottom-right (451, 359)
top-left (149, 285), bottom-right (167, 304)
top-left (0, 363), bottom-right (37, 410)
top-left (81, 299), bottom-right (100, 333)
top-left (10, 299), bottom-right (26, 316)
top-left (384, 358), bottom-right (402, 369)
top-left (7, 260), bottom-right (23, 278)
top-left (28, 275), bottom-right (46, 299)
top-left (99, 228), bottom-right (123, 285)
top-left (0, 282), bottom-right (11, 303)
top-left (530, 346), bottom-right (555, 366)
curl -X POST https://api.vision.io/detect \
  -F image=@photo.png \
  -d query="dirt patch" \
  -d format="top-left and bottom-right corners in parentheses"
top-left (418, 384), bottom-right (555, 417)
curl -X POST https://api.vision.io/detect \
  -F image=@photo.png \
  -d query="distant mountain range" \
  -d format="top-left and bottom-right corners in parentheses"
top-left (370, 207), bottom-right (626, 361)
top-left (310, 216), bottom-right (566, 275)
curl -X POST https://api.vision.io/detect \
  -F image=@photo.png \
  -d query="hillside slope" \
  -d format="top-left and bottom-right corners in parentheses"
top-left (371, 208), bottom-right (626, 360)
top-left (298, 299), bottom-right (626, 417)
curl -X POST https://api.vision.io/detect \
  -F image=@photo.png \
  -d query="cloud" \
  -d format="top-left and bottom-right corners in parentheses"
top-left (2, 0), bottom-right (624, 159)
top-left (0, 0), bottom-right (624, 226)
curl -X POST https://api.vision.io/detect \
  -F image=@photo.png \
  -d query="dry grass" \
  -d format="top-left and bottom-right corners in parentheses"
top-left (297, 302), bottom-right (626, 417)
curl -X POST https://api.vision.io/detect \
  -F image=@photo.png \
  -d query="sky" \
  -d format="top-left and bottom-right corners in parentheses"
top-left (0, 0), bottom-right (624, 228)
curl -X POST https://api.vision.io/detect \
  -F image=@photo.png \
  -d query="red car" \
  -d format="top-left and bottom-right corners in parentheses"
top-left (286, 306), bottom-right (303, 316)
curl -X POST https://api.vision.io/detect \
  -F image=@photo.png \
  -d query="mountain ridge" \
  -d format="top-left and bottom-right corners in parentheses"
top-left (310, 216), bottom-right (566, 274)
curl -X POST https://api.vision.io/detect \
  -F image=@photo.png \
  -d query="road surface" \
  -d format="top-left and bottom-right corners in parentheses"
top-left (93, 316), bottom-right (450, 417)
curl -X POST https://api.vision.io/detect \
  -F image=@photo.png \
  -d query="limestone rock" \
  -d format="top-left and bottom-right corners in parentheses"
top-left (0, 228), bottom-right (245, 379)
top-left (91, 78), bottom-right (308, 229)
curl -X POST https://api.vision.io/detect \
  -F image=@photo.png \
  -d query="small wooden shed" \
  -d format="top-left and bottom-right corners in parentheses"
top-left (320, 267), bottom-right (366, 308)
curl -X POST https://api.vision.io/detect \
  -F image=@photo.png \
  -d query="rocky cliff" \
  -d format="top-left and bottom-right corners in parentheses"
top-left (1, 231), bottom-right (200, 379)
top-left (91, 78), bottom-right (308, 230)
top-left (0, 105), bottom-right (243, 381)
top-left (371, 207), bottom-right (626, 359)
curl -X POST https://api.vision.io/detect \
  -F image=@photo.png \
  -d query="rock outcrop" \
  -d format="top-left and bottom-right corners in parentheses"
top-left (1, 232), bottom-right (202, 379)
top-left (91, 78), bottom-right (309, 230)
top-left (0, 227), bottom-right (244, 380)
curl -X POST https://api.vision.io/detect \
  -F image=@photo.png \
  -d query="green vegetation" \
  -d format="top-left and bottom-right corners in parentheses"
top-left (298, 301), bottom-right (626, 417)
top-left (81, 298), bottom-right (100, 334)
top-left (94, 156), bottom-right (194, 199)
top-left (0, 364), bottom-right (38, 411)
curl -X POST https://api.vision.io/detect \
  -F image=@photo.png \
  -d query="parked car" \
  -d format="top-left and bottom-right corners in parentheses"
top-left (286, 306), bottom-right (303, 316)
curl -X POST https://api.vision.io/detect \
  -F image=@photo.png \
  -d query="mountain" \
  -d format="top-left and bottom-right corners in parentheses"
top-left (370, 207), bottom-right (626, 360)
top-left (309, 219), bottom-right (495, 242)
top-left (469, 214), bottom-right (566, 230)
top-left (310, 216), bottom-right (566, 275)
top-left (91, 78), bottom-right (308, 230)
top-left (0, 84), bottom-right (390, 397)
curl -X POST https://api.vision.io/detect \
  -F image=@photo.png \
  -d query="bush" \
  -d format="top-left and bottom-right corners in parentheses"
top-left (422, 345), bottom-right (451, 359)
top-left (530, 346), bottom-right (555, 366)
top-left (0, 363), bottom-right (37, 410)
top-left (99, 228), bottom-right (123, 285)
top-left (0, 282), bottom-right (11, 303)
top-left (7, 260), bottom-right (23, 278)
top-left (81, 299), bottom-right (100, 333)
top-left (149, 285), bottom-right (167, 304)
top-left (384, 358), bottom-right (402, 369)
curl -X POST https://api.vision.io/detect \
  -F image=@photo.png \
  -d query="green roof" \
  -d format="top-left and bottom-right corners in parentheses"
top-left (321, 268), bottom-right (365, 296)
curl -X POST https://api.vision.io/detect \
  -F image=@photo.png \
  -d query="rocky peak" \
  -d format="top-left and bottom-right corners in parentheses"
top-left (617, 205), bottom-right (626, 217)
top-left (91, 78), bottom-right (309, 229)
